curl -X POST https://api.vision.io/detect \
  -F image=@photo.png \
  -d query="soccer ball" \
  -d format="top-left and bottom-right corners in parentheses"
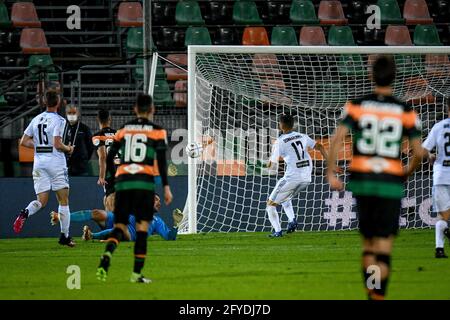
top-left (186, 142), bottom-right (203, 158)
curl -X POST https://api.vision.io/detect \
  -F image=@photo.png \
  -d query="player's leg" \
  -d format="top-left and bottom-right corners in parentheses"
top-left (55, 187), bottom-right (75, 247)
top-left (130, 190), bottom-right (154, 283)
top-left (97, 190), bottom-right (128, 281)
top-left (13, 168), bottom-right (50, 233)
top-left (433, 185), bottom-right (450, 258)
top-left (104, 192), bottom-right (115, 212)
top-left (283, 182), bottom-right (309, 233)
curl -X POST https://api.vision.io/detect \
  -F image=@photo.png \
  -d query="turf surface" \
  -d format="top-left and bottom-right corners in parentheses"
top-left (0, 229), bottom-right (448, 300)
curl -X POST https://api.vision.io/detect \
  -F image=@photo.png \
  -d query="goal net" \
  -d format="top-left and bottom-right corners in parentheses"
top-left (182, 46), bottom-right (450, 234)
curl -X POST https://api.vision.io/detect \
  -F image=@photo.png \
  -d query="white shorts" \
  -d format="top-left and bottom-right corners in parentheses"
top-left (32, 166), bottom-right (69, 195)
top-left (432, 185), bottom-right (450, 213)
top-left (269, 178), bottom-right (310, 204)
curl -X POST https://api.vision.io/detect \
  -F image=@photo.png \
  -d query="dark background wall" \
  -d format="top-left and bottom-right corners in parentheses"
top-left (0, 176), bottom-right (187, 238)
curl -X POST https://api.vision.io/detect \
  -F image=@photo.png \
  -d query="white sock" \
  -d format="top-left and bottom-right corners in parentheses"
top-left (282, 200), bottom-right (295, 223)
top-left (59, 205), bottom-right (71, 238)
top-left (266, 205), bottom-right (281, 232)
top-left (25, 200), bottom-right (42, 217)
top-left (435, 220), bottom-right (448, 248)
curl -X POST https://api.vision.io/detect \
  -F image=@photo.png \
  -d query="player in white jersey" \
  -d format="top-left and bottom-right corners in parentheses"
top-left (13, 90), bottom-right (76, 247)
top-left (266, 114), bottom-right (329, 237)
top-left (422, 100), bottom-right (450, 258)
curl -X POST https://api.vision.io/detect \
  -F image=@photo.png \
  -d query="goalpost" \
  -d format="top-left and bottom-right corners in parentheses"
top-left (181, 45), bottom-right (450, 234)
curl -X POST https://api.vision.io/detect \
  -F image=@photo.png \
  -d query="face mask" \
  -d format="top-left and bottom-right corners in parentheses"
top-left (67, 115), bottom-right (78, 122)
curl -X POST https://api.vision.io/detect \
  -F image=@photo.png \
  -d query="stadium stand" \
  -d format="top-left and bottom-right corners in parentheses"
top-left (0, 0), bottom-right (449, 178)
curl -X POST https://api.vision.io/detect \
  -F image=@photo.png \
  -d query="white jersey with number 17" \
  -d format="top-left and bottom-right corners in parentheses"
top-left (270, 131), bottom-right (316, 182)
top-left (24, 111), bottom-right (68, 169)
top-left (423, 118), bottom-right (450, 186)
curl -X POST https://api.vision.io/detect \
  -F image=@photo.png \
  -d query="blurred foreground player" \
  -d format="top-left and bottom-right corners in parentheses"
top-left (92, 109), bottom-right (117, 212)
top-left (96, 93), bottom-right (173, 283)
top-left (422, 99), bottom-right (450, 258)
top-left (327, 56), bottom-right (424, 300)
top-left (14, 91), bottom-right (76, 247)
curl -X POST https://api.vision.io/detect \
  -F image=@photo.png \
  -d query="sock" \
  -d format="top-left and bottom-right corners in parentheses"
top-left (282, 200), bottom-right (295, 223)
top-left (371, 254), bottom-right (391, 299)
top-left (58, 205), bottom-right (70, 238)
top-left (70, 210), bottom-right (93, 222)
top-left (92, 229), bottom-right (112, 240)
top-left (133, 231), bottom-right (148, 274)
top-left (435, 220), bottom-right (448, 248)
top-left (99, 228), bottom-right (124, 271)
top-left (25, 200), bottom-right (42, 217)
top-left (266, 205), bottom-right (281, 232)
top-left (361, 251), bottom-right (375, 285)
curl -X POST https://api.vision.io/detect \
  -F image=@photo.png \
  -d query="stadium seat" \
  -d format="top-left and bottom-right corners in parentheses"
top-left (299, 26), bottom-right (327, 45)
top-left (157, 27), bottom-right (185, 51)
top-left (214, 27), bottom-right (238, 45)
top-left (271, 26), bottom-right (298, 46)
top-left (346, 1), bottom-right (366, 23)
top-left (152, 2), bottom-right (175, 25)
top-left (377, 0), bottom-right (405, 24)
top-left (205, 1), bottom-right (231, 24)
top-left (165, 54), bottom-right (187, 67)
top-left (425, 53), bottom-right (450, 77)
top-left (318, 1), bottom-right (348, 25)
top-left (0, 95), bottom-right (7, 107)
top-left (166, 67), bottom-right (187, 81)
top-left (135, 58), bottom-right (165, 81)
top-left (232, 1), bottom-right (263, 25)
top-left (403, 0), bottom-right (433, 25)
top-left (0, 1), bottom-right (11, 29)
top-left (117, 1), bottom-right (143, 27)
top-left (429, 0), bottom-right (449, 23)
top-left (414, 24), bottom-right (442, 45)
top-left (127, 27), bottom-right (156, 54)
top-left (242, 27), bottom-right (269, 45)
top-left (11, 2), bottom-right (41, 28)
top-left (290, 0), bottom-right (319, 24)
top-left (28, 55), bottom-right (58, 80)
top-left (174, 80), bottom-right (187, 107)
top-left (385, 25), bottom-right (412, 45)
top-left (20, 28), bottom-right (50, 54)
top-left (362, 27), bottom-right (385, 45)
top-left (153, 79), bottom-right (174, 107)
top-left (328, 25), bottom-right (355, 45)
top-left (264, 1), bottom-right (290, 24)
top-left (175, 0), bottom-right (205, 26)
top-left (252, 53), bottom-right (282, 79)
top-left (184, 27), bottom-right (211, 46)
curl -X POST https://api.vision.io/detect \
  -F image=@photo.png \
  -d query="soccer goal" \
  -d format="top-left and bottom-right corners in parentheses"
top-left (181, 45), bottom-right (450, 234)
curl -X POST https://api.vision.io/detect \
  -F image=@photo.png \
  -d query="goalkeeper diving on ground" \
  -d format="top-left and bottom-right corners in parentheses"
top-left (50, 193), bottom-right (183, 241)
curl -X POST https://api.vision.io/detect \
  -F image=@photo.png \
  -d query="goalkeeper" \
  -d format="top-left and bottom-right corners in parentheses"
top-left (50, 194), bottom-right (183, 241)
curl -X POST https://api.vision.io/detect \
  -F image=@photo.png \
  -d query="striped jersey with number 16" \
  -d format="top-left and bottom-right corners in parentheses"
top-left (341, 93), bottom-right (421, 199)
top-left (110, 118), bottom-right (167, 192)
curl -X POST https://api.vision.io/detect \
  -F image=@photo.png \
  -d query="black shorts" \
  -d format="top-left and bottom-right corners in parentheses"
top-left (104, 177), bottom-right (115, 197)
top-left (114, 189), bottom-right (155, 225)
top-left (355, 195), bottom-right (402, 239)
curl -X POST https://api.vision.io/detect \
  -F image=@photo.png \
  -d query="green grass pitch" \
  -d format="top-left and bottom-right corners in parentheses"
top-left (0, 229), bottom-right (449, 300)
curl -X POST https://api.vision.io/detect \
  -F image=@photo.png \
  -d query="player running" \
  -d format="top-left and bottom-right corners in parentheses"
top-left (327, 56), bottom-right (424, 300)
top-left (96, 93), bottom-right (173, 284)
top-left (91, 109), bottom-right (118, 212)
top-left (13, 90), bottom-right (76, 247)
top-left (266, 114), bottom-right (329, 237)
top-left (422, 99), bottom-right (450, 258)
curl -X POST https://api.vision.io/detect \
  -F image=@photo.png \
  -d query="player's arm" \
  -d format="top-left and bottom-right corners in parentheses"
top-left (326, 125), bottom-right (349, 190)
top-left (422, 126), bottom-right (437, 164)
top-left (97, 145), bottom-right (107, 186)
top-left (20, 134), bottom-right (34, 149)
top-left (266, 140), bottom-right (280, 169)
top-left (404, 137), bottom-right (425, 177)
top-left (314, 142), bottom-right (328, 161)
top-left (54, 136), bottom-right (74, 154)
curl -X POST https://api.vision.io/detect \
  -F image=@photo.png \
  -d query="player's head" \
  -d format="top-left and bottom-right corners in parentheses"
top-left (97, 109), bottom-right (111, 127)
top-left (134, 93), bottom-right (154, 118)
top-left (66, 104), bottom-right (79, 125)
top-left (279, 113), bottom-right (295, 132)
top-left (372, 55), bottom-right (396, 88)
top-left (44, 90), bottom-right (60, 110)
top-left (154, 193), bottom-right (161, 212)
